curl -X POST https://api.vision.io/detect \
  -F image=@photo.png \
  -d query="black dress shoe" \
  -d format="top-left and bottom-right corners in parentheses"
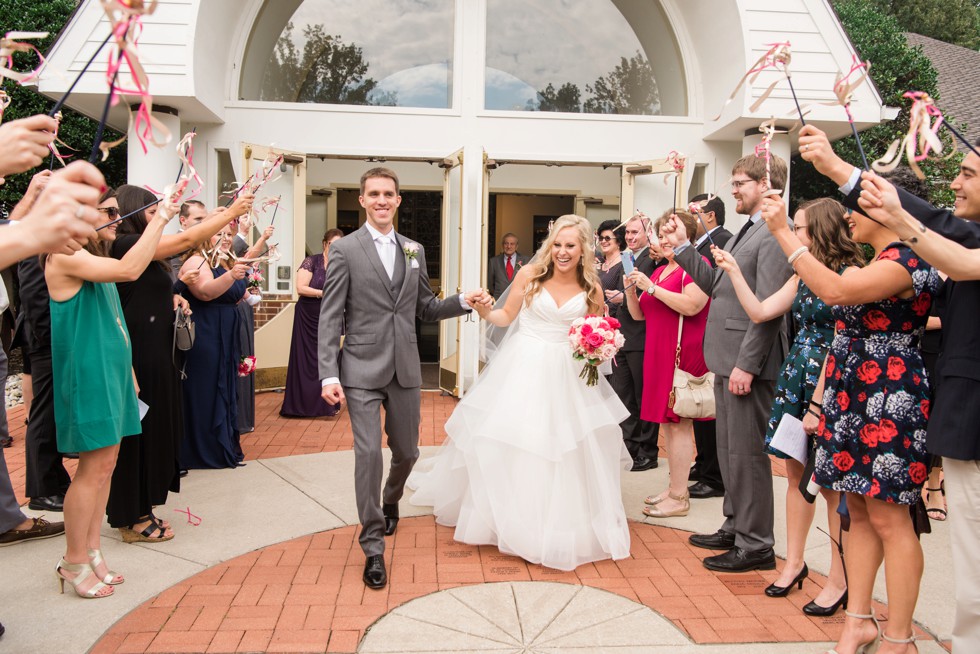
top-left (179, 469), bottom-right (189, 478)
top-left (0, 435), bottom-right (11, 448)
top-left (382, 503), bottom-right (399, 536)
top-left (765, 563), bottom-right (808, 597)
top-left (703, 546), bottom-right (776, 573)
top-left (27, 495), bottom-right (64, 512)
top-left (688, 529), bottom-right (735, 550)
top-left (688, 481), bottom-right (725, 499)
top-left (688, 464), bottom-right (702, 482)
top-left (362, 555), bottom-right (387, 589)
top-left (630, 456), bottom-right (659, 472)
top-left (803, 590), bottom-right (848, 616)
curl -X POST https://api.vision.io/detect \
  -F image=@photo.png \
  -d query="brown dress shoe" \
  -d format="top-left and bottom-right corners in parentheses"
top-left (0, 517), bottom-right (65, 547)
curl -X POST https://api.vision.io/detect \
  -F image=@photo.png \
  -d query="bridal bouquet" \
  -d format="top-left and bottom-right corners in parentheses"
top-left (568, 315), bottom-right (625, 386)
top-left (238, 355), bottom-right (257, 377)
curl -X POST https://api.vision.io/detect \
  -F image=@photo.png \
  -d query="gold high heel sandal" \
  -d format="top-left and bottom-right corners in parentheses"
top-left (825, 610), bottom-right (881, 654)
top-left (55, 559), bottom-right (114, 599)
top-left (88, 549), bottom-right (124, 585)
top-left (642, 491), bottom-right (690, 518)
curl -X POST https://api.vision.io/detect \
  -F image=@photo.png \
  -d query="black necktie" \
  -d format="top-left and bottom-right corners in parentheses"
top-left (731, 220), bottom-right (754, 248)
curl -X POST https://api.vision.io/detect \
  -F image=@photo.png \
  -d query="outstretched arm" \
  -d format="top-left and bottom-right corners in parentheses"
top-left (474, 266), bottom-right (531, 327)
top-left (714, 248), bottom-right (797, 323)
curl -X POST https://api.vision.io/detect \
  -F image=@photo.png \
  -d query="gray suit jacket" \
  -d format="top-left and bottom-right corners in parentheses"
top-left (675, 220), bottom-right (792, 381)
top-left (487, 252), bottom-right (529, 299)
top-left (318, 225), bottom-right (469, 389)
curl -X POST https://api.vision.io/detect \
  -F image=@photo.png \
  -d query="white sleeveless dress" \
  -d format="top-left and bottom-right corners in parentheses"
top-left (408, 289), bottom-right (632, 571)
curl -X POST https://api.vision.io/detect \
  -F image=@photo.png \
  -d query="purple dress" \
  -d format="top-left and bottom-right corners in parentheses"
top-left (281, 254), bottom-right (339, 417)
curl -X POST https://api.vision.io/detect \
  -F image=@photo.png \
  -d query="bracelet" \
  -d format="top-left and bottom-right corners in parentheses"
top-left (809, 400), bottom-right (823, 409)
top-left (900, 221), bottom-right (927, 246)
top-left (805, 407), bottom-right (822, 419)
top-left (787, 246), bottom-right (809, 266)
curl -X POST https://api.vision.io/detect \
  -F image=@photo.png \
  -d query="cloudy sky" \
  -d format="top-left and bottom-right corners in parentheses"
top-left (276, 0), bottom-right (648, 110)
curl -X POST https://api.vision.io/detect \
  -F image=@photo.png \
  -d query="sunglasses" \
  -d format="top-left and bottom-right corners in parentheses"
top-left (598, 236), bottom-right (614, 242)
top-left (98, 207), bottom-right (120, 218)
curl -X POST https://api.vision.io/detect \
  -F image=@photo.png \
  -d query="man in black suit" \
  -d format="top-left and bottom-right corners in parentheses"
top-left (799, 125), bottom-right (980, 650)
top-left (686, 194), bottom-right (732, 499)
top-left (610, 214), bottom-right (662, 471)
top-left (487, 233), bottom-right (529, 299)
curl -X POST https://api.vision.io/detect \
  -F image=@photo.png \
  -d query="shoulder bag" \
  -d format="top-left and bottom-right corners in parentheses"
top-left (667, 272), bottom-right (715, 419)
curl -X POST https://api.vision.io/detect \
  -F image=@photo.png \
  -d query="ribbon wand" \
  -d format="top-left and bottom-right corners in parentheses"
top-left (687, 202), bottom-right (716, 248)
top-left (269, 195), bottom-right (282, 226)
top-left (88, 68), bottom-right (122, 163)
top-left (96, 197), bottom-right (161, 231)
top-left (48, 32), bottom-right (114, 118)
top-left (831, 57), bottom-right (873, 171)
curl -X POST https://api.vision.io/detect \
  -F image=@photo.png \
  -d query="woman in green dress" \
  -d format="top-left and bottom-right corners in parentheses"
top-left (713, 198), bottom-right (865, 615)
top-left (44, 190), bottom-right (175, 599)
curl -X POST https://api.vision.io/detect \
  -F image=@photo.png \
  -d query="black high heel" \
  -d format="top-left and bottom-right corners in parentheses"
top-left (802, 589), bottom-right (848, 616)
top-left (764, 563), bottom-right (808, 597)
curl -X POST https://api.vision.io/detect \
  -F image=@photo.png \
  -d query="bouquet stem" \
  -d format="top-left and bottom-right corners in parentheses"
top-left (579, 363), bottom-right (599, 387)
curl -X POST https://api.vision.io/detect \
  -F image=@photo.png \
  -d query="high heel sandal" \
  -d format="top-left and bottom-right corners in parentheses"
top-left (925, 481), bottom-right (947, 521)
top-left (764, 562), bottom-right (808, 597)
top-left (882, 632), bottom-right (917, 652)
top-left (88, 549), bottom-right (124, 585)
top-left (119, 516), bottom-right (173, 544)
top-left (825, 610), bottom-right (881, 654)
top-left (803, 589), bottom-right (847, 616)
top-left (642, 491), bottom-right (690, 518)
top-left (55, 559), bottom-right (114, 599)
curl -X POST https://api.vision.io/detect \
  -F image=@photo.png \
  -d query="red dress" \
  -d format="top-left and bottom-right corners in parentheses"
top-left (639, 261), bottom-right (710, 424)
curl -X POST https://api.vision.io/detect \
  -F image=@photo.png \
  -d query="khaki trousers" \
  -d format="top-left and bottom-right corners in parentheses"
top-left (945, 458), bottom-right (980, 652)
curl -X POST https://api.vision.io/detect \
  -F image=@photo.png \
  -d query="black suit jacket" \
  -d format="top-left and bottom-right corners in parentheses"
top-left (844, 184), bottom-right (980, 459)
top-left (696, 226), bottom-right (734, 267)
top-left (17, 255), bottom-right (50, 351)
top-left (618, 248), bottom-right (663, 352)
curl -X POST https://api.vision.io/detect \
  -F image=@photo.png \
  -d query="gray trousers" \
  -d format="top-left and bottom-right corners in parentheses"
top-left (346, 380), bottom-right (421, 557)
top-left (715, 375), bottom-right (775, 551)
top-left (0, 348), bottom-right (28, 533)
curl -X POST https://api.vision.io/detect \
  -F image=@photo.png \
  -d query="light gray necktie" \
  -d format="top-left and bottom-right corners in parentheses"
top-left (378, 236), bottom-right (394, 279)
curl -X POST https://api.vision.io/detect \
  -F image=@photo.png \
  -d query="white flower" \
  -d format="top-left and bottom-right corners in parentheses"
top-left (403, 242), bottom-right (420, 260)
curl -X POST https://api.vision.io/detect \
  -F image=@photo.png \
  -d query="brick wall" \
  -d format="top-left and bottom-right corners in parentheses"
top-left (254, 294), bottom-right (292, 329)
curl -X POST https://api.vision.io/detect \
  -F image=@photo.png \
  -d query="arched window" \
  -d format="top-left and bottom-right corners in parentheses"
top-left (485, 0), bottom-right (687, 116)
top-left (241, 0), bottom-right (455, 108)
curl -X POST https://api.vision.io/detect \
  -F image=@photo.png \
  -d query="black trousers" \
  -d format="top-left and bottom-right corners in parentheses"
top-left (610, 349), bottom-right (659, 460)
top-left (693, 419), bottom-right (725, 490)
top-left (24, 347), bottom-right (70, 499)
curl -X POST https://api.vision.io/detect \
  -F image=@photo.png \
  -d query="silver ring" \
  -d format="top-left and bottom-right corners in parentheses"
top-left (802, 144), bottom-right (810, 152)
top-left (74, 204), bottom-right (86, 219)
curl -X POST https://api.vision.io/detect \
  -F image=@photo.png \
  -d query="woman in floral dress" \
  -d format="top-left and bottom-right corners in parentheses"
top-left (761, 193), bottom-right (939, 654)
top-left (714, 198), bottom-right (864, 614)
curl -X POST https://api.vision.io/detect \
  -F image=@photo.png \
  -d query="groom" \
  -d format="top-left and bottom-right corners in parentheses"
top-left (319, 167), bottom-right (488, 590)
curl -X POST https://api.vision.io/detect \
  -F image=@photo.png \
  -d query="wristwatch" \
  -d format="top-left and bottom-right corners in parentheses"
top-left (645, 285), bottom-right (656, 296)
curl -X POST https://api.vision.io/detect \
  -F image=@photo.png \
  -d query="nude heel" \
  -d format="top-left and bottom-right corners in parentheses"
top-left (55, 558), bottom-right (114, 599)
top-left (88, 549), bottom-right (124, 585)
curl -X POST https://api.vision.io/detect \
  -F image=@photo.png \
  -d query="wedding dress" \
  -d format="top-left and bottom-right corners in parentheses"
top-left (408, 288), bottom-right (632, 571)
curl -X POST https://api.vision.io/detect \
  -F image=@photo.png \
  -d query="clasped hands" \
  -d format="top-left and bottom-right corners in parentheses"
top-left (464, 289), bottom-right (494, 314)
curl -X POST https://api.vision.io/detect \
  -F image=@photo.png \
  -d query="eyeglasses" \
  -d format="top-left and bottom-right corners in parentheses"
top-left (97, 207), bottom-right (119, 218)
top-left (730, 179), bottom-right (757, 190)
top-left (598, 236), bottom-right (614, 242)
top-left (793, 224), bottom-right (808, 233)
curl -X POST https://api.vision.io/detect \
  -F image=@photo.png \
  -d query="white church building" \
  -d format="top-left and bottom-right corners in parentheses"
top-left (41, 0), bottom-right (889, 394)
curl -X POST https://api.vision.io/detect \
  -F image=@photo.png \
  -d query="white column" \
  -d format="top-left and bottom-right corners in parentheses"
top-left (126, 108), bottom-right (181, 232)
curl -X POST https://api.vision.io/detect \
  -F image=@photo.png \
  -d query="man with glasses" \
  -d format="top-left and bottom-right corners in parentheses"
top-left (664, 156), bottom-right (792, 572)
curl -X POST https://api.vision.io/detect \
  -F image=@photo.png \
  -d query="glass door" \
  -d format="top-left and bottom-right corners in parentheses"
top-left (439, 149), bottom-right (464, 396)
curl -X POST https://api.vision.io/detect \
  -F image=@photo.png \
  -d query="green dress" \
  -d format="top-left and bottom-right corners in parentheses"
top-left (51, 281), bottom-right (142, 453)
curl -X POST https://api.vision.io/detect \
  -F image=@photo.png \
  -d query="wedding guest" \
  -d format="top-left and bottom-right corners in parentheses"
top-left (234, 223), bottom-right (274, 433)
top-left (281, 229), bottom-right (344, 418)
top-left (714, 197), bottom-right (863, 614)
top-left (178, 226), bottom-right (250, 469)
top-left (625, 211), bottom-right (710, 518)
top-left (45, 186), bottom-right (175, 598)
top-left (167, 200), bottom-right (207, 276)
top-left (232, 213), bottom-right (250, 258)
top-left (663, 154), bottom-right (793, 573)
top-left (596, 219), bottom-right (625, 320)
top-left (611, 214), bottom-right (661, 471)
top-left (761, 187), bottom-right (939, 654)
top-left (487, 233), bottom-right (529, 299)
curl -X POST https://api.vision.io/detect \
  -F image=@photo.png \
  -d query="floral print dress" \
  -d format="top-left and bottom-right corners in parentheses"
top-left (765, 279), bottom-right (834, 458)
top-left (814, 244), bottom-right (940, 504)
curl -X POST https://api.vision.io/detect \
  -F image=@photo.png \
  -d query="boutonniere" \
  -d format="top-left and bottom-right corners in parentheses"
top-left (403, 242), bottom-right (419, 261)
top-left (516, 260), bottom-right (523, 269)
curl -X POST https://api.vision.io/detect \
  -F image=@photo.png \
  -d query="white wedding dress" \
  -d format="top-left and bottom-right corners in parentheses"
top-left (408, 288), bottom-right (632, 571)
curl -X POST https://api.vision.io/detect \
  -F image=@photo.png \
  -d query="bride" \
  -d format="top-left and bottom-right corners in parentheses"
top-left (408, 214), bottom-right (632, 571)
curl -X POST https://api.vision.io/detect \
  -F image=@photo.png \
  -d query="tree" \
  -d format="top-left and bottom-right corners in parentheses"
top-left (528, 82), bottom-right (581, 113)
top-left (790, 0), bottom-right (962, 209)
top-left (261, 23), bottom-right (395, 106)
top-left (583, 52), bottom-right (660, 115)
top-left (872, 0), bottom-right (980, 49)
top-left (0, 0), bottom-right (127, 210)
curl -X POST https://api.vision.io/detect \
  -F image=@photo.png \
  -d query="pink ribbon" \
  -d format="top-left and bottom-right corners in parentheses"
top-left (714, 41), bottom-right (793, 120)
top-left (872, 91), bottom-right (949, 180)
top-left (0, 31), bottom-right (48, 85)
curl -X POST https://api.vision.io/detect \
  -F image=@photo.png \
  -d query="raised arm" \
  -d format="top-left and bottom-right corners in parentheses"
top-left (181, 259), bottom-right (248, 301)
top-left (474, 265), bottom-right (531, 327)
top-left (714, 248), bottom-right (798, 322)
top-left (244, 225), bottom-right (275, 259)
top-left (628, 267), bottom-right (708, 317)
top-left (662, 215), bottom-right (714, 292)
top-left (154, 193), bottom-right (255, 259)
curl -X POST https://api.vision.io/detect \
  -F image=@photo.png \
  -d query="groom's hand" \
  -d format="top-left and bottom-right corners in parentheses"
top-left (464, 289), bottom-right (492, 308)
top-left (322, 383), bottom-right (345, 406)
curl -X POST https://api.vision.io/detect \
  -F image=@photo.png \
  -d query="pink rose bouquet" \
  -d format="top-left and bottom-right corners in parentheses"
top-left (246, 268), bottom-right (263, 289)
top-left (568, 315), bottom-right (625, 386)
top-left (238, 355), bottom-right (257, 377)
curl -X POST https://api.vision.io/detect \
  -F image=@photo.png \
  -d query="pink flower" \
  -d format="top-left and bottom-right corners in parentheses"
top-left (585, 332), bottom-right (604, 348)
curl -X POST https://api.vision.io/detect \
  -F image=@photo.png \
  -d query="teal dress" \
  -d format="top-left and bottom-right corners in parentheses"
top-left (765, 279), bottom-right (834, 458)
top-left (51, 281), bottom-right (141, 453)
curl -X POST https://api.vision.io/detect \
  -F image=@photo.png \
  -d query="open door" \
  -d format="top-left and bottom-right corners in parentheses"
top-left (620, 158), bottom-right (685, 224)
top-left (439, 149), bottom-right (464, 396)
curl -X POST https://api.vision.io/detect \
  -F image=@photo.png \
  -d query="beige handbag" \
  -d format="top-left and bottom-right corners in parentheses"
top-left (666, 272), bottom-right (715, 419)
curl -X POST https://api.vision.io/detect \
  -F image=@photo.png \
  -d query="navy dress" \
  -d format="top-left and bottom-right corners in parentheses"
top-left (178, 269), bottom-right (246, 469)
top-left (281, 254), bottom-right (339, 417)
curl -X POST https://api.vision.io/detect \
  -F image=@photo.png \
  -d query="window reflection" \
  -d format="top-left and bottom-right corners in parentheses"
top-left (256, 0), bottom-right (454, 109)
top-left (485, 0), bottom-right (664, 115)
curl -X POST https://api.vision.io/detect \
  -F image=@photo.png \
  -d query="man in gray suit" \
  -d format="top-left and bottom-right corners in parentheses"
top-left (319, 168), bottom-right (488, 589)
top-left (487, 233), bottom-right (529, 299)
top-left (665, 154), bottom-right (792, 572)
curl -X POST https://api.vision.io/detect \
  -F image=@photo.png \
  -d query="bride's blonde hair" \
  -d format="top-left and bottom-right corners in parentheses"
top-left (523, 214), bottom-right (604, 316)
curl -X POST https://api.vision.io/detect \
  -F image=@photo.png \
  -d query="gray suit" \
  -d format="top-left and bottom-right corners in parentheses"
top-left (318, 225), bottom-right (468, 556)
top-left (675, 218), bottom-right (792, 551)
top-left (487, 252), bottom-right (529, 299)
